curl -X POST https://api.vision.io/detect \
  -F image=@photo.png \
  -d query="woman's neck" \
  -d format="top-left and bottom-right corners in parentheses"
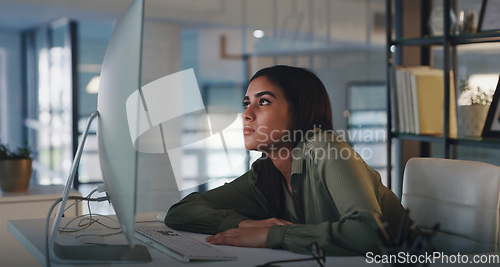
top-left (266, 145), bottom-right (293, 192)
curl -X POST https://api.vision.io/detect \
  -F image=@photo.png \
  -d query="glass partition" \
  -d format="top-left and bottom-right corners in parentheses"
top-left (23, 19), bottom-right (77, 185)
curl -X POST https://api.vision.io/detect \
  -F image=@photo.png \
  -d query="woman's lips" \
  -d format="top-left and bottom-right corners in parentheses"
top-left (243, 126), bottom-right (255, 135)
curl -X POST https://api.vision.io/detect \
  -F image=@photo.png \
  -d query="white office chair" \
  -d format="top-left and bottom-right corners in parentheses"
top-left (401, 157), bottom-right (500, 254)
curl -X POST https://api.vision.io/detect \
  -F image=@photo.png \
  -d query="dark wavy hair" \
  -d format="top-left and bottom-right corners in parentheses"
top-left (249, 65), bottom-right (333, 220)
top-left (250, 65), bottom-right (333, 135)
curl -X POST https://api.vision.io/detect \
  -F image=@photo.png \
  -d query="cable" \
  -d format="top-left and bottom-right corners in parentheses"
top-left (63, 213), bottom-right (123, 245)
top-left (96, 183), bottom-right (106, 193)
top-left (63, 188), bottom-right (96, 213)
top-left (58, 213), bottom-right (120, 233)
top-left (62, 183), bottom-right (106, 221)
top-left (61, 186), bottom-right (108, 235)
top-left (44, 194), bottom-right (110, 267)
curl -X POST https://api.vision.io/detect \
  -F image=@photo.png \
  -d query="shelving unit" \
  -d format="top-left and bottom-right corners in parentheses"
top-left (385, 0), bottom-right (500, 196)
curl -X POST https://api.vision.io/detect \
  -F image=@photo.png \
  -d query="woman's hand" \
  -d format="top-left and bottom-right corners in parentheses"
top-left (238, 218), bottom-right (293, 228)
top-left (206, 218), bottom-right (293, 248)
top-left (205, 227), bottom-right (269, 247)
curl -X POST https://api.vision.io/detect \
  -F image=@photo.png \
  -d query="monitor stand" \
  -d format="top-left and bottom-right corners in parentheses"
top-left (53, 243), bottom-right (151, 263)
top-left (47, 111), bottom-right (152, 264)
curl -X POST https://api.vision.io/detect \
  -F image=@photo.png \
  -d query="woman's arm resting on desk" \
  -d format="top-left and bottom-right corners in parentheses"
top-left (266, 211), bottom-right (381, 255)
top-left (238, 218), bottom-right (293, 228)
top-left (205, 218), bottom-right (294, 247)
top-left (164, 172), bottom-right (270, 234)
top-left (206, 227), bottom-right (269, 248)
top-left (206, 210), bottom-right (380, 255)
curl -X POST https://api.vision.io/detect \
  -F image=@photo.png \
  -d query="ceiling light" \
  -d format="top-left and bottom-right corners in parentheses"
top-left (86, 76), bottom-right (100, 94)
top-left (253, 30), bottom-right (264, 38)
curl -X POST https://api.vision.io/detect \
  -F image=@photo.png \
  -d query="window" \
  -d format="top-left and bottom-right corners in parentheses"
top-left (23, 19), bottom-right (78, 186)
top-left (346, 82), bottom-right (389, 184)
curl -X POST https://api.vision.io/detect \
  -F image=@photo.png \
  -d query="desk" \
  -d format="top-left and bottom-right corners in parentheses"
top-left (8, 213), bottom-right (371, 267)
top-left (1, 185), bottom-right (81, 266)
top-left (11, 213), bottom-right (500, 267)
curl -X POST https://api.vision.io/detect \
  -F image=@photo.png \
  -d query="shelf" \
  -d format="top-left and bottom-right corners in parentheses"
top-left (390, 36), bottom-right (444, 46)
top-left (390, 133), bottom-right (443, 143)
top-left (450, 31), bottom-right (500, 45)
top-left (390, 132), bottom-right (500, 149)
top-left (450, 136), bottom-right (500, 149)
top-left (390, 31), bottom-right (500, 47)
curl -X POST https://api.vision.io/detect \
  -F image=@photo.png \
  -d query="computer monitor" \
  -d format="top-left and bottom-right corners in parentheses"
top-left (48, 0), bottom-right (152, 263)
top-left (47, 0), bottom-right (246, 263)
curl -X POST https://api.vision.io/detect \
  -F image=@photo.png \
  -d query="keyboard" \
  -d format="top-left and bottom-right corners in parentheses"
top-left (135, 223), bottom-right (237, 262)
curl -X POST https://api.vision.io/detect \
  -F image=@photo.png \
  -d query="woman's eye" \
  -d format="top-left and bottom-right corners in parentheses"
top-left (243, 101), bottom-right (250, 109)
top-left (259, 98), bottom-right (271, 106)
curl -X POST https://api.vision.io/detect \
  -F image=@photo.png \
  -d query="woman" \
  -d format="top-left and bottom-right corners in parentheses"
top-left (164, 65), bottom-right (406, 255)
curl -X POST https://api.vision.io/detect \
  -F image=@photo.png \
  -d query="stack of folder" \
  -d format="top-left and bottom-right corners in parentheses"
top-left (390, 66), bottom-right (457, 136)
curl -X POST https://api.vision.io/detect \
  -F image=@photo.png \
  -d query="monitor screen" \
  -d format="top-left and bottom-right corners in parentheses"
top-left (48, 0), bottom-right (152, 263)
top-left (47, 0), bottom-right (245, 263)
top-left (96, 0), bottom-right (144, 246)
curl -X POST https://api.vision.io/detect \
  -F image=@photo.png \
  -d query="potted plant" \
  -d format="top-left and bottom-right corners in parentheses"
top-left (457, 77), bottom-right (496, 137)
top-left (0, 142), bottom-right (33, 192)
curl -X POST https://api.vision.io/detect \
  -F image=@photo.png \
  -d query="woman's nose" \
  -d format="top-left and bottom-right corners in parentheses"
top-left (242, 106), bottom-right (254, 121)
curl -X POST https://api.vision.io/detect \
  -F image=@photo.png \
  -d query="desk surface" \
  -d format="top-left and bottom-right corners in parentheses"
top-left (10, 213), bottom-right (500, 267)
top-left (8, 212), bottom-right (371, 267)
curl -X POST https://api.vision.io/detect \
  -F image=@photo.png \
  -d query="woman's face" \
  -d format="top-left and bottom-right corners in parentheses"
top-left (242, 76), bottom-right (294, 153)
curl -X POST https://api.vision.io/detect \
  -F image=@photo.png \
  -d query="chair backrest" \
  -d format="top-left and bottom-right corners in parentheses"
top-left (402, 157), bottom-right (500, 254)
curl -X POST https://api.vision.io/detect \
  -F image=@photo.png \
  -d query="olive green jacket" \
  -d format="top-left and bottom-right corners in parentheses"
top-left (164, 129), bottom-right (405, 255)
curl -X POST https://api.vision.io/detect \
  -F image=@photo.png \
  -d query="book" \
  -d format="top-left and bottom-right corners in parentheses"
top-left (395, 67), bottom-right (413, 133)
top-left (392, 66), bottom-right (457, 136)
top-left (394, 66), bottom-right (429, 133)
top-left (388, 66), bottom-right (399, 132)
top-left (408, 67), bottom-right (457, 136)
top-left (404, 69), bottom-right (415, 133)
